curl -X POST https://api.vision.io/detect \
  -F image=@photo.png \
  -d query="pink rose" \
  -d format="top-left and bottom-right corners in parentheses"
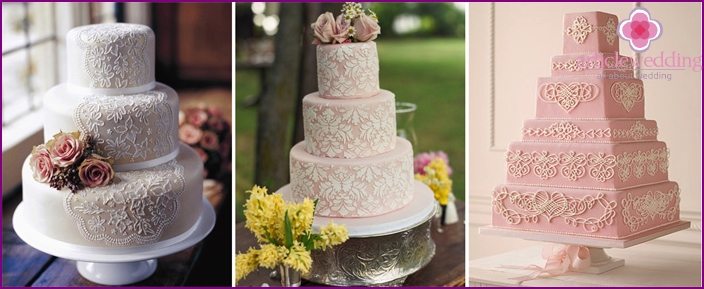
top-left (188, 109), bottom-right (209, 128)
top-left (207, 116), bottom-right (225, 132)
top-left (206, 106), bottom-right (222, 117)
top-left (30, 144), bottom-right (54, 183)
top-left (333, 14), bottom-right (351, 44)
top-left (311, 12), bottom-right (337, 44)
top-left (194, 147), bottom-right (208, 163)
top-left (78, 155), bottom-right (114, 188)
top-left (179, 124), bottom-right (203, 145)
top-left (353, 14), bottom-right (380, 42)
top-left (200, 131), bottom-right (220, 150)
top-left (47, 131), bottom-right (84, 167)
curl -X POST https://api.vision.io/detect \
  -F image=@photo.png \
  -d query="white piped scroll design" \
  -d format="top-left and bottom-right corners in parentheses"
top-left (621, 185), bottom-right (680, 232)
top-left (539, 82), bottom-right (599, 112)
top-left (64, 160), bottom-right (185, 245)
top-left (317, 43), bottom-right (379, 98)
top-left (75, 24), bottom-right (151, 89)
top-left (492, 187), bottom-right (617, 233)
top-left (523, 121), bottom-right (611, 141)
top-left (612, 121), bottom-right (658, 141)
top-left (75, 91), bottom-right (176, 167)
top-left (616, 148), bottom-right (669, 182)
top-left (611, 82), bottom-right (644, 112)
top-left (565, 16), bottom-right (617, 45)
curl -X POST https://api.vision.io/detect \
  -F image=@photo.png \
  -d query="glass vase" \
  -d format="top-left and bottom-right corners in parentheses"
top-left (278, 264), bottom-right (301, 287)
top-left (396, 102), bottom-right (418, 151)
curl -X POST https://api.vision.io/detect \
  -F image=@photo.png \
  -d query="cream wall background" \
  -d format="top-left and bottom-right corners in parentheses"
top-left (468, 2), bottom-right (702, 261)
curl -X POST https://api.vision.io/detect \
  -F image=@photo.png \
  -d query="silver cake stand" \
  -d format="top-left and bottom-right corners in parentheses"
top-left (13, 197), bottom-right (216, 285)
top-left (480, 220), bottom-right (690, 274)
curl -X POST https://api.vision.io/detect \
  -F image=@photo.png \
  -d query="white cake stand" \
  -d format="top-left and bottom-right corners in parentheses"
top-left (480, 220), bottom-right (690, 274)
top-left (13, 197), bottom-right (216, 285)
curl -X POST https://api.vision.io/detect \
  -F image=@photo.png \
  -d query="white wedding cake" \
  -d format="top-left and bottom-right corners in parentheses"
top-left (21, 23), bottom-right (204, 247)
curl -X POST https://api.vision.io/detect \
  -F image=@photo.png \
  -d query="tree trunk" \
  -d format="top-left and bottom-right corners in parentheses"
top-left (255, 3), bottom-right (304, 190)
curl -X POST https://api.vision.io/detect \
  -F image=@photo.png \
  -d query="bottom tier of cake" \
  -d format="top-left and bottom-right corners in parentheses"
top-left (21, 143), bottom-right (204, 247)
top-left (279, 180), bottom-right (436, 286)
top-left (490, 181), bottom-right (681, 240)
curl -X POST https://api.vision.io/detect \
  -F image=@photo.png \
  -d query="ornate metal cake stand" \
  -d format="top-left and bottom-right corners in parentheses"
top-left (480, 220), bottom-right (690, 274)
top-left (279, 180), bottom-right (437, 286)
top-left (13, 197), bottom-right (216, 285)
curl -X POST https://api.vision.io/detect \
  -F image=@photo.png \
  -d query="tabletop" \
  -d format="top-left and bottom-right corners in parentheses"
top-left (235, 201), bottom-right (466, 287)
top-left (2, 180), bottom-right (232, 287)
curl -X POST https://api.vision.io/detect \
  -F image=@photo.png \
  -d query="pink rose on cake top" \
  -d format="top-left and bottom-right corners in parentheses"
top-left (489, 11), bottom-right (681, 240)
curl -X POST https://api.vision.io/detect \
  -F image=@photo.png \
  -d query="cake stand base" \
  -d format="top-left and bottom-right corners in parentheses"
top-left (480, 221), bottom-right (690, 274)
top-left (13, 197), bottom-right (216, 285)
top-left (77, 259), bottom-right (157, 285)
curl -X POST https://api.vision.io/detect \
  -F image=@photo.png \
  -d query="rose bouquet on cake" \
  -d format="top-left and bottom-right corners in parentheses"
top-left (311, 2), bottom-right (380, 44)
top-left (235, 185), bottom-right (348, 286)
top-left (29, 131), bottom-right (114, 193)
top-left (178, 104), bottom-right (232, 181)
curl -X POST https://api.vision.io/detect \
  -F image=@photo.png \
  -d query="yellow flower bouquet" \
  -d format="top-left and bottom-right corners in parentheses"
top-left (235, 185), bottom-right (348, 285)
top-left (414, 158), bottom-right (453, 206)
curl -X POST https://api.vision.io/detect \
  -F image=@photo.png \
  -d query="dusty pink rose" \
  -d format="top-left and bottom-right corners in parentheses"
top-left (200, 131), bottom-right (220, 150)
top-left (207, 117), bottom-right (225, 132)
top-left (78, 155), bottom-right (114, 188)
top-left (206, 106), bottom-right (222, 117)
top-left (30, 144), bottom-right (54, 183)
top-left (194, 147), bottom-right (208, 163)
top-left (353, 14), bottom-right (381, 42)
top-left (311, 12), bottom-right (337, 44)
top-left (414, 151), bottom-right (452, 176)
top-left (333, 14), bottom-right (351, 44)
top-left (47, 131), bottom-right (85, 167)
top-left (179, 124), bottom-right (203, 145)
top-left (188, 109), bottom-right (209, 128)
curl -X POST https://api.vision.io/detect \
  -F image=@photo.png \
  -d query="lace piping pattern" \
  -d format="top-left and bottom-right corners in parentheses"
top-left (552, 57), bottom-right (634, 72)
top-left (611, 82), bottom-right (644, 112)
top-left (317, 43), bottom-right (379, 98)
top-left (538, 82), bottom-right (599, 112)
top-left (64, 160), bottom-right (185, 245)
top-left (492, 187), bottom-right (617, 233)
top-left (523, 120), bottom-right (658, 142)
top-left (564, 16), bottom-right (617, 46)
top-left (621, 185), bottom-right (680, 232)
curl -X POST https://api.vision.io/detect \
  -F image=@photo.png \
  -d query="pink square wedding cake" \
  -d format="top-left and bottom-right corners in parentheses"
top-left (490, 12), bottom-right (681, 240)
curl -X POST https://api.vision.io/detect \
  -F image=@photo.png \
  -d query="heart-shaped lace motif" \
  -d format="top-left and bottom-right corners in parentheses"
top-left (539, 82), bottom-right (599, 112)
top-left (530, 191), bottom-right (568, 222)
top-left (611, 82), bottom-right (643, 112)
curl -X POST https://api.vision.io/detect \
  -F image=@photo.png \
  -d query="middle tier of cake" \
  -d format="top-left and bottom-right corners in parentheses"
top-left (290, 137), bottom-right (414, 218)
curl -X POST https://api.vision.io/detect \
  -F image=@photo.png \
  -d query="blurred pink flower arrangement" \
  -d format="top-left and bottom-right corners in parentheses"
top-left (414, 151), bottom-right (453, 176)
top-left (179, 104), bottom-right (232, 180)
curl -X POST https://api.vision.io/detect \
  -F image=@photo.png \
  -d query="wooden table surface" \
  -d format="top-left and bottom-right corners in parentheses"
top-left (235, 201), bottom-right (466, 287)
top-left (2, 181), bottom-right (232, 287)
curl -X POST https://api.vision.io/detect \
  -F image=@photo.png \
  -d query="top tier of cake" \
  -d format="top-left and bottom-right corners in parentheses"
top-left (66, 23), bottom-right (156, 95)
top-left (316, 42), bottom-right (380, 99)
top-left (563, 12), bottom-right (619, 54)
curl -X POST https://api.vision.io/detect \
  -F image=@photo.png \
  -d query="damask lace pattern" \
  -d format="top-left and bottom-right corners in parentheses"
top-left (75, 91), bottom-right (176, 168)
top-left (63, 160), bottom-right (185, 245)
top-left (316, 43), bottom-right (380, 98)
top-left (506, 148), bottom-right (669, 183)
top-left (303, 97), bottom-right (395, 159)
top-left (290, 151), bottom-right (414, 217)
top-left (611, 82), bottom-right (644, 112)
top-left (564, 16), bottom-right (617, 46)
top-left (492, 187), bottom-right (617, 233)
top-left (75, 24), bottom-right (152, 89)
top-left (621, 185), bottom-right (680, 232)
top-left (538, 82), bottom-right (599, 112)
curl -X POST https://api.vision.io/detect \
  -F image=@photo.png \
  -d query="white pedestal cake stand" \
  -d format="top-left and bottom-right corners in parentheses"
top-left (480, 220), bottom-right (690, 274)
top-left (13, 197), bottom-right (216, 285)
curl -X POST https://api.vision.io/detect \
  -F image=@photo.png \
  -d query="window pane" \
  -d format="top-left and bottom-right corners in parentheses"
top-left (2, 3), bottom-right (27, 53)
top-left (28, 2), bottom-right (55, 43)
top-left (2, 49), bottom-right (30, 125)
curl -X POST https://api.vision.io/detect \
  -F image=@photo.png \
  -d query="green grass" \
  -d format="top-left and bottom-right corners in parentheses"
top-left (235, 38), bottom-right (465, 222)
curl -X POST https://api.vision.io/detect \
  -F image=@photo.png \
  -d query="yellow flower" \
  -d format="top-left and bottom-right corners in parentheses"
top-left (283, 241), bottom-right (313, 274)
top-left (257, 243), bottom-right (287, 269)
top-left (235, 247), bottom-right (260, 284)
top-left (287, 198), bottom-right (316, 238)
top-left (415, 158), bottom-right (453, 205)
top-left (315, 221), bottom-right (349, 250)
top-left (244, 186), bottom-right (285, 243)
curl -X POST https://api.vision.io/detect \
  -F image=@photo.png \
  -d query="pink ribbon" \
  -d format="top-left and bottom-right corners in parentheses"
top-left (501, 244), bottom-right (591, 283)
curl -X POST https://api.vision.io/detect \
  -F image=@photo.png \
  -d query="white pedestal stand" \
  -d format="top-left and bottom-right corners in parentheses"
top-left (480, 221), bottom-right (690, 274)
top-left (13, 197), bottom-right (216, 285)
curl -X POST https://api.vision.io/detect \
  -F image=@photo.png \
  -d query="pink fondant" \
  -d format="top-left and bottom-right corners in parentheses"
top-left (316, 42), bottom-right (380, 99)
top-left (491, 182), bottom-right (680, 239)
top-left (563, 12), bottom-right (619, 54)
top-left (302, 90), bottom-right (396, 159)
top-left (289, 137), bottom-right (414, 218)
top-left (505, 141), bottom-right (669, 190)
top-left (551, 53), bottom-right (634, 77)
top-left (522, 119), bottom-right (658, 143)
top-left (536, 76), bottom-right (644, 119)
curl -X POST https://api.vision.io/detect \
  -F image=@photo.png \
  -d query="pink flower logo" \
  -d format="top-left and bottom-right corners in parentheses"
top-left (618, 8), bottom-right (662, 53)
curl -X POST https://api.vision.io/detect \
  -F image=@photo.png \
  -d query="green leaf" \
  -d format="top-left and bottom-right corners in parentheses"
top-left (284, 210), bottom-right (293, 249)
top-left (263, 226), bottom-right (278, 246)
